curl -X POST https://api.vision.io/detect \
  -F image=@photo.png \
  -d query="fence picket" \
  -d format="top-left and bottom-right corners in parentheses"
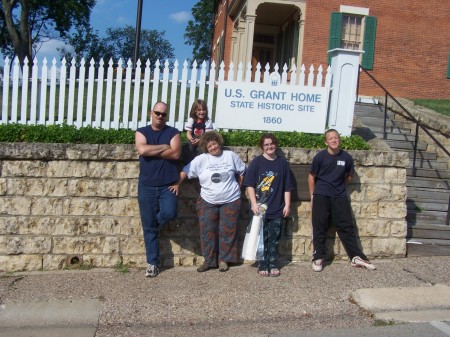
top-left (48, 58), bottom-right (57, 125)
top-left (67, 59), bottom-right (76, 126)
top-left (57, 58), bottom-right (66, 125)
top-left (123, 59), bottom-right (133, 129)
top-left (113, 59), bottom-right (123, 129)
top-left (38, 58), bottom-right (48, 125)
top-left (20, 58), bottom-right (29, 123)
top-left (94, 59), bottom-right (104, 128)
top-left (104, 59), bottom-right (114, 129)
top-left (2, 58), bottom-right (10, 124)
top-left (85, 58), bottom-right (96, 126)
top-left (131, 59), bottom-right (142, 130)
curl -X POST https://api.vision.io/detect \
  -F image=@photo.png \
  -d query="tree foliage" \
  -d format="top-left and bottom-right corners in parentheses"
top-left (184, 0), bottom-right (214, 63)
top-left (0, 0), bottom-right (95, 64)
top-left (60, 25), bottom-right (175, 66)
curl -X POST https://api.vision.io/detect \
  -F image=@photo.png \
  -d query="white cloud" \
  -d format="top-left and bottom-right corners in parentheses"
top-left (169, 11), bottom-right (191, 23)
top-left (117, 15), bottom-right (130, 25)
top-left (35, 39), bottom-right (70, 62)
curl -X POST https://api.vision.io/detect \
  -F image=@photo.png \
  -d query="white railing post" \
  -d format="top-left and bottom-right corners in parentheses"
top-left (327, 48), bottom-right (364, 136)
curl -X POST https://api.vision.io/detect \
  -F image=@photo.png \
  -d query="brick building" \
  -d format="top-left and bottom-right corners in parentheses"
top-left (212, 0), bottom-right (450, 99)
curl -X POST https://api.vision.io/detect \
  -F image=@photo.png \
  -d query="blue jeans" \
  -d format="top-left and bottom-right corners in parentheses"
top-left (138, 182), bottom-right (178, 266)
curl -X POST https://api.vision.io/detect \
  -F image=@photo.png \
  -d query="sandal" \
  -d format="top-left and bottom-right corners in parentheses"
top-left (270, 268), bottom-right (281, 277)
top-left (258, 270), bottom-right (269, 277)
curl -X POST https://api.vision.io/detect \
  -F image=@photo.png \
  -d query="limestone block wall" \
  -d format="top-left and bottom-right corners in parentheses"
top-left (0, 143), bottom-right (408, 272)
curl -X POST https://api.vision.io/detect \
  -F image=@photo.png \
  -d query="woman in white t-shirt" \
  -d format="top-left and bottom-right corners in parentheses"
top-left (170, 131), bottom-right (245, 273)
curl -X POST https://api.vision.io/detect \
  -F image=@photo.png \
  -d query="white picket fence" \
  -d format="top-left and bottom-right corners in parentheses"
top-left (1, 56), bottom-right (331, 131)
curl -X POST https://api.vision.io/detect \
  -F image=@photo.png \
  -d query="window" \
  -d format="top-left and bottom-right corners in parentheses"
top-left (328, 12), bottom-right (377, 69)
top-left (341, 15), bottom-right (362, 50)
top-left (447, 52), bottom-right (450, 79)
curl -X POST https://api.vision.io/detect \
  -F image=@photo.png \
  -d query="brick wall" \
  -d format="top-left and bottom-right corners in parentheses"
top-left (0, 143), bottom-right (408, 272)
top-left (214, 0), bottom-right (450, 99)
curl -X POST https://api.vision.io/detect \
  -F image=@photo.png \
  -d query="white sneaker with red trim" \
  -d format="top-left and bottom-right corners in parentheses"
top-left (351, 256), bottom-right (376, 270)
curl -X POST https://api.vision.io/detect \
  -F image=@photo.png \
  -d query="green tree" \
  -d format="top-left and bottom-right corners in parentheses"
top-left (0, 0), bottom-right (95, 64)
top-left (60, 25), bottom-right (175, 67)
top-left (184, 0), bottom-right (214, 63)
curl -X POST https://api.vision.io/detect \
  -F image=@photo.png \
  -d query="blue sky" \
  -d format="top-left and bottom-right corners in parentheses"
top-left (36, 0), bottom-right (199, 62)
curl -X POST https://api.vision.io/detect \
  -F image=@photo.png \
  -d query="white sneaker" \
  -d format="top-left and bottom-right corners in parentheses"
top-left (312, 259), bottom-right (324, 272)
top-left (145, 264), bottom-right (160, 277)
top-left (351, 256), bottom-right (376, 270)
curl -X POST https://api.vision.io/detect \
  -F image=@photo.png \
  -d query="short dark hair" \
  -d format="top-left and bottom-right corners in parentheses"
top-left (259, 133), bottom-right (278, 149)
top-left (198, 131), bottom-right (224, 153)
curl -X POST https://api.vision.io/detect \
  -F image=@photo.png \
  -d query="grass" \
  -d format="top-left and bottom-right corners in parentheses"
top-left (114, 261), bottom-right (134, 273)
top-left (411, 99), bottom-right (450, 117)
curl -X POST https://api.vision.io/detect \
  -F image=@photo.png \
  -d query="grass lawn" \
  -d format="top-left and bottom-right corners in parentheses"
top-left (411, 99), bottom-right (450, 117)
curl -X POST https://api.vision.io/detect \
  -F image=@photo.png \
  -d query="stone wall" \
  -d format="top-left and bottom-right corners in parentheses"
top-left (0, 143), bottom-right (408, 272)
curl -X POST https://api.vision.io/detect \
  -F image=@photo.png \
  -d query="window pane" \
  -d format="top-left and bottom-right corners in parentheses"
top-left (341, 15), bottom-right (362, 50)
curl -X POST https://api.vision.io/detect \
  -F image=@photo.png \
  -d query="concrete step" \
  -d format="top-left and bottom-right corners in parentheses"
top-left (407, 167), bottom-right (450, 179)
top-left (407, 187), bottom-right (450, 201)
top-left (407, 200), bottom-right (449, 212)
top-left (407, 238), bottom-right (450, 256)
top-left (372, 132), bottom-right (416, 142)
top-left (360, 124), bottom-right (412, 135)
top-left (407, 224), bottom-right (450, 240)
top-left (406, 150), bottom-right (437, 161)
top-left (406, 210), bottom-right (448, 225)
top-left (406, 176), bottom-right (450, 189)
top-left (385, 139), bottom-right (428, 151)
top-left (354, 103), bottom-right (396, 118)
top-left (357, 116), bottom-right (409, 128)
top-left (409, 159), bottom-right (449, 170)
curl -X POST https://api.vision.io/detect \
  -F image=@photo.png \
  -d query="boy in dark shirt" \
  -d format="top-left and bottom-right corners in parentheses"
top-left (308, 129), bottom-right (376, 272)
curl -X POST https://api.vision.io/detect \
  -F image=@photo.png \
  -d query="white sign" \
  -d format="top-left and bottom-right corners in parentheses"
top-left (216, 74), bottom-right (329, 133)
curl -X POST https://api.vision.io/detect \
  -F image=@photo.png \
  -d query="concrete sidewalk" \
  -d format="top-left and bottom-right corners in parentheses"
top-left (0, 256), bottom-right (449, 336)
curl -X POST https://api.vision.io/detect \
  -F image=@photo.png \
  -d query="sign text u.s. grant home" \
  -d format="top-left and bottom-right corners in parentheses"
top-left (216, 72), bottom-right (329, 133)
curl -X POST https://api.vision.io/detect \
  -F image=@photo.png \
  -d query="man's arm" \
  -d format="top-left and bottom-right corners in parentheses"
top-left (159, 133), bottom-right (182, 160)
top-left (308, 173), bottom-right (316, 199)
top-left (135, 131), bottom-right (170, 157)
top-left (345, 175), bottom-right (352, 185)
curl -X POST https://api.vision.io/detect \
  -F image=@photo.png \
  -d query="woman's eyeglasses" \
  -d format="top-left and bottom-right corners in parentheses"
top-left (153, 111), bottom-right (167, 118)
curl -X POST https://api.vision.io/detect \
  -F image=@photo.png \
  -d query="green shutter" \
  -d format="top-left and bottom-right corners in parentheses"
top-left (361, 16), bottom-right (377, 70)
top-left (447, 52), bottom-right (450, 78)
top-left (328, 12), bottom-right (342, 65)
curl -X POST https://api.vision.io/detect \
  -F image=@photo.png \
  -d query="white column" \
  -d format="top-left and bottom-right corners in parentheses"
top-left (327, 48), bottom-right (364, 136)
top-left (244, 14), bottom-right (256, 66)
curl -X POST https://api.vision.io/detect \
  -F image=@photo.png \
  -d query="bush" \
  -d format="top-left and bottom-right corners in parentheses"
top-left (0, 124), bottom-right (370, 150)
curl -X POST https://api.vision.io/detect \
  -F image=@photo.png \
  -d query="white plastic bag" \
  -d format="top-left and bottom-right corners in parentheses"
top-left (241, 214), bottom-right (263, 261)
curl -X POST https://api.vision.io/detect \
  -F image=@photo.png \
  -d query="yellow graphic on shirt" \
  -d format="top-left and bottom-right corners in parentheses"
top-left (256, 171), bottom-right (276, 204)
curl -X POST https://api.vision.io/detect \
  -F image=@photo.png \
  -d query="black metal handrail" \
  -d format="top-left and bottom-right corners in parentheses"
top-left (357, 66), bottom-right (450, 226)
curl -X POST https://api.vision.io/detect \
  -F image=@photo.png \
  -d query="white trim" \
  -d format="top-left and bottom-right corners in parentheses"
top-left (340, 5), bottom-right (369, 16)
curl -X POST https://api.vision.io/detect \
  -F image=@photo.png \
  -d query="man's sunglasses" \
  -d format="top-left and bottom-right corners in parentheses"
top-left (153, 111), bottom-right (167, 118)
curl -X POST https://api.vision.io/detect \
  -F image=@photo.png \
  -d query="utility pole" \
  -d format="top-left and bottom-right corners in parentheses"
top-left (133, 0), bottom-right (143, 68)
